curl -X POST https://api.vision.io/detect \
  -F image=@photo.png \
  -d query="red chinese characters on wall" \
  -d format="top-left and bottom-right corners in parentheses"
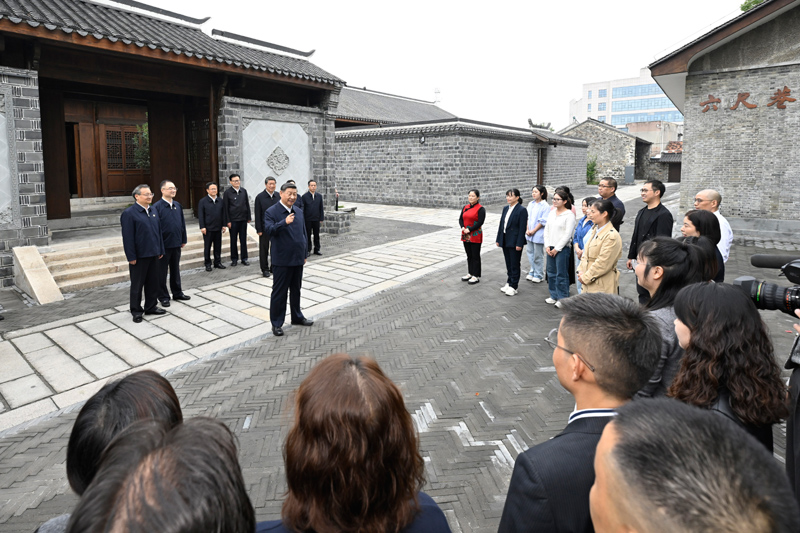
top-left (730, 92), bottom-right (757, 110)
top-left (700, 86), bottom-right (796, 112)
top-left (767, 86), bottom-right (796, 109)
top-left (700, 95), bottom-right (721, 112)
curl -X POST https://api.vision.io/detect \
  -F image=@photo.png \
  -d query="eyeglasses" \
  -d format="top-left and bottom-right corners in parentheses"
top-left (693, 198), bottom-right (708, 204)
top-left (138, 193), bottom-right (154, 197)
top-left (640, 188), bottom-right (652, 193)
top-left (543, 328), bottom-right (596, 372)
top-left (163, 187), bottom-right (177, 191)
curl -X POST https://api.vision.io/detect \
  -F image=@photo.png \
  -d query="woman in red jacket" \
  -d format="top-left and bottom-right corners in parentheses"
top-left (459, 189), bottom-right (485, 285)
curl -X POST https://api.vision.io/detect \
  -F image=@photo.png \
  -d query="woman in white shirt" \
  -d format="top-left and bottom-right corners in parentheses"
top-left (543, 190), bottom-right (577, 307)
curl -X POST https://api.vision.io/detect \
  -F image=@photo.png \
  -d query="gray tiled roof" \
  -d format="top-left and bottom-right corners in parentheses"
top-left (0, 0), bottom-right (342, 86)
top-left (659, 152), bottom-right (682, 163)
top-left (333, 87), bottom-right (456, 124)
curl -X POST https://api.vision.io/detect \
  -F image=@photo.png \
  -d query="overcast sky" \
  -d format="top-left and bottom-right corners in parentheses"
top-left (161, 0), bottom-right (743, 131)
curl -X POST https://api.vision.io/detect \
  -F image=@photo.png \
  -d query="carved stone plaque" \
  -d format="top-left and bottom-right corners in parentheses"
top-left (267, 146), bottom-right (290, 176)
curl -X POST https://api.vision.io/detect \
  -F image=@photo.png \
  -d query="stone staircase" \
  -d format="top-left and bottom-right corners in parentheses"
top-left (40, 224), bottom-right (259, 293)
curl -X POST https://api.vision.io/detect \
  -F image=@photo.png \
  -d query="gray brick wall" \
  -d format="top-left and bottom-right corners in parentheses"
top-left (644, 159), bottom-right (669, 182)
top-left (335, 123), bottom-right (586, 208)
top-left (561, 121), bottom-right (635, 183)
top-left (0, 67), bottom-right (42, 287)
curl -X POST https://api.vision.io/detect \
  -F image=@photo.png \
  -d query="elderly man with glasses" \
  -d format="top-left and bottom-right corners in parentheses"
top-left (694, 189), bottom-right (733, 263)
top-left (498, 293), bottom-right (661, 533)
top-left (121, 184), bottom-right (166, 323)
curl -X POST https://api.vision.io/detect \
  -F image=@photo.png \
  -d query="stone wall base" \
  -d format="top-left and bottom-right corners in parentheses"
top-left (322, 209), bottom-right (353, 235)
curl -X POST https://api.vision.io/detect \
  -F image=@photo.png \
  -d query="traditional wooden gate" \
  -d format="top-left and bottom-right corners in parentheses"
top-left (99, 124), bottom-right (149, 196)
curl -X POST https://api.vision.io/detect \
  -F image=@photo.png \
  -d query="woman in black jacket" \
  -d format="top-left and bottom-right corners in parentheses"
top-left (495, 188), bottom-right (528, 296)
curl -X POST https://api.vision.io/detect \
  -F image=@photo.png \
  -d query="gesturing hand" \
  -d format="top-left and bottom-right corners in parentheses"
top-left (286, 213), bottom-right (295, 224)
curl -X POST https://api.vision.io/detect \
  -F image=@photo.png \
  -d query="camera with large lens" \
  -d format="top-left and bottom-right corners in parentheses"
top-left (733, 255), bottom-right (800, 317)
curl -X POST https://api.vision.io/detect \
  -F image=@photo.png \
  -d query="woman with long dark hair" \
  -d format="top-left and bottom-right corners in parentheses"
top-left (577, 199), bottom-right (622, 294)
top-left (257, 354), bottom-right (449, 533)
top-left (496, 188), bottom-right (528, 296)
top-left (525, 185), bottom-right (549, 283)
top-left (681, 209), bottom-right (724, 282)
top-left (633, 237), bottom-right (712, 397)
top-left (670, 282), bottom-right (789, 452)
top-left (459, 189), bottom-right (485, 285)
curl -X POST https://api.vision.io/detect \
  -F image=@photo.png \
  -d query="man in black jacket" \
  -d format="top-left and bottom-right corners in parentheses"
top-left (498, 294), bottom-right (661, 533)
top-left (254, 177), bottom-right (280, 277)
top-left (626, 179), bottom-right (674, 304)
top-left (598, 178), bottom-right (626, 231)
top-left (153, 180), bottom-right (190, 306)
top-left (301, 179), bottom-right (324, 255)
top-left (222, 173), bottom-right (251, 267)
top-left (197, 182), bottom-right (227, 272)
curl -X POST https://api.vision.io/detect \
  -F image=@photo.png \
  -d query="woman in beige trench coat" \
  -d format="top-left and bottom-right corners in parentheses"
top-left (578, 199), bottom-right (622, 294)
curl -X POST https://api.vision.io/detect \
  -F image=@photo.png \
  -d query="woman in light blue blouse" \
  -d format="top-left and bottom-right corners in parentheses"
top-left (573, 196), bottom-right (597, 293)
top-left (525, 185), bottom-right (549, 283)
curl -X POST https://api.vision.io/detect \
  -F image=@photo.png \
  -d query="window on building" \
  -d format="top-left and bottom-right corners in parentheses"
top-left (598, 116), bottom-right (606, 122)
top-left (611, 111), bottom-right (684, 126)
top-left (588, 90), bottom-right (592, 99)
top-left (611, 97), bottom-right (675, 112)
top-left (598, 102), bottom-right (606, 111)
top-left (598, 89), bottom-right (607, 98)
top-left (587, 104), bottom-right (591, 112)
top-left (612, 84), bottom-right (664, 99)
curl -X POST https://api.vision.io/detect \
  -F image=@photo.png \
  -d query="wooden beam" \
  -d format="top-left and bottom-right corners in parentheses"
top-left (0, 19), bottom-right (336, 91)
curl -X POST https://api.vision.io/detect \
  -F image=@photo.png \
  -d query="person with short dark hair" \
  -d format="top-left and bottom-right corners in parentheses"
top-left (499, 293), bottom-right (661, 533)
top-left (496, 188), bottom-right (528, 296)
top-left (627, 179), bottom-right (673, 304)
top-left (197, 182), bottom-right (227, 271)
top-left (597, 178), bottom-right (625, 231)
top-left (525, 185), bottom-right (550, 283)
top-left (681, 209), bottom-right (724, 281)
top-left (255, 177), bottom-right (280, 277)
top-left (222, 173), bottom-right (252, 267)
top-left (590, 399), bottom-right (800, 533)
top-left (459, 189), bottom-right (485, 284)
top-left (578, 199), bottom-right (622, 294)
top-left (669, 282), bottom-right (788, 451)
top-left (543, 190), bottom-right (576, 306)
top-left (153, 180), bottom-right (190, 306)
top-left (256, 353), bottom-right (449, 533)
top-left (264, 182), bottom-right (312, 336)
top-left (66, 417), bottom-right (255, 533)
top-left (36, 370), bottom-right (182, 533)
top-left (301, 179), bottom-right (324, 256)
top-left (633, 237), bottom-right (714, 398)
top-left (121, 184), bottom-right (165, 323)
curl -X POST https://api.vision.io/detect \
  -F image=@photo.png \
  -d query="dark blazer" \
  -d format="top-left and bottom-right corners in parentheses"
top-left (498, 416), bottom-right (612, 533)
top-left (495, 204), bottom-right (528, 249)
top-left (254, 190), bottom-right (280, 233)
top-left (608, 194), bottom-right (626, 231)
top-left (264, 202), bottom-right (308, 266)
top-left (197, 196), bottom-right (224, 232)
top-left (627, 203), bottom-right (674, 260)
top-left (152, 198), bottom-right (187, 249)
top-left (255, 492), bottom-right (450, 533)
top-left (222, 186), bottom-right (251, 224)
top-left (120, 203), bottom-right (165, 262)
top-left (300, 191), bottom-right (325, 222)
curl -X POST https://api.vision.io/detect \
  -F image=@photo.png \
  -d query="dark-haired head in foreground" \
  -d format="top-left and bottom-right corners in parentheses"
top-left (66, 370), bottom-right (182, 495)
top-left (591, 399), bottom-right (800, 533)
top-left (67, 417), bottom-right (254, 533)
top-left (282, 353), bottom-right (425, 533)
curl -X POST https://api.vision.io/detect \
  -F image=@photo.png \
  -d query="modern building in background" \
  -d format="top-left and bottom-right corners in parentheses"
top-left (568, 68), bottom-right (684, 129)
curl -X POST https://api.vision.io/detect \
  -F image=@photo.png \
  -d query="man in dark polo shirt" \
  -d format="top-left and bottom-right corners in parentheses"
top-left (598, 178), bottom-right (625, 231)
top-left (153, 180), bottom-right (191, 307)
top-left (626, 179), bottom-right (673, 304)
top-left (254, 176), bottom-right (280, 277)
top-left (301, 179), bottom-right (325, 256)
top-left (222, 173), bottom-right (251, 267)
top-left (121, 184), bottom-right (166, 323)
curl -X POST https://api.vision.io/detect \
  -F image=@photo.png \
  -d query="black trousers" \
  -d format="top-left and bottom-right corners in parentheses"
top-left (502, 247), bottom-right (523, 289)
top-left (129, 255), bottom-right (160, 317)
top-left (270, 265), bottom-right (305, 328)
top-left (229, 220), bottom-right (248, 261)
top-left (203, 230), bottom-right (222, 266)
top-left (463, 242), bottom-right (481, 277)
top-left (159, 246), bottom-right (183, 301)
top-left (306, 220), bottom-right (321, 253)
top-left (259, 232), bottom-right (271, 272)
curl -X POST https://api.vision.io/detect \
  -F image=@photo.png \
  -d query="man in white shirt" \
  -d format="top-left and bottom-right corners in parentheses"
top-left (694, 189), bottom-right (733, 263)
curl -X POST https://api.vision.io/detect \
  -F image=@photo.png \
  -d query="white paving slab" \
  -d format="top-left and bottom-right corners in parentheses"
top-left (25, 345), bottom-right (95, 393)
top-left (46, 325), bottom-right (108, 360)
top-left (80, 351), bottom-right (130, 379)
top-left (0, 341), bottom-right (33, 384)
top-left (10, 333), bottom-right (53, 354)
top-left (94, 330), bottom-right (163, 367)
top-left (0, 375), bottom-right (52, 408)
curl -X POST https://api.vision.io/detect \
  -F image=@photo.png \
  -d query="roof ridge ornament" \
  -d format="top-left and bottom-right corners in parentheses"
top-left (211, 29), bottom-right (314, 58)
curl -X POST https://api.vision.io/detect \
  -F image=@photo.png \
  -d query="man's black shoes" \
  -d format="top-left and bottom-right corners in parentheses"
top-left (159, 300), bottom-right (171, 307)
top-left (145, 308), bottom-right (167, 316)
top-left (241, 260), bottom-right (250, 266)
top-left (231, 260), bottom-right (238, 267)
top-left (272, 326), bottom-right (284, 336)
top-left (262, 271), bottom-right (271, 278)
top-left (133, 315), bottom-right (143, 323)
top-left (214, 263), bottom-right (226, 269)
top-left (174, 294), bottom-right (191, 301)
top-left (291, 318), bottom-right (314, 326)
top-left (205, 265), bottom-right (213, 272)
top-left (313, 251), bottom-right (322, 256)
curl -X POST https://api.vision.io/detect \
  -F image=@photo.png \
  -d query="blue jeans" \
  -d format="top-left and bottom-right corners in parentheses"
top-left (527, 242), bottom-right (545, 279)
top-left (546, 247), bottom-right (570, 300)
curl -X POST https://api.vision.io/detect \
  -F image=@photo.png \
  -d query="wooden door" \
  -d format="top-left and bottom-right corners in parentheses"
top-left (100, 125), bottom-right (149, 196)
top-left (186, 106), bottom-right (211, 213)
top-left (668, 163), bottom-right (681, 183)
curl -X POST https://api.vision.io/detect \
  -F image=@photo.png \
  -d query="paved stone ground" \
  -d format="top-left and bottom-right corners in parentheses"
top-left (1, 185), bottom-right (799, 532)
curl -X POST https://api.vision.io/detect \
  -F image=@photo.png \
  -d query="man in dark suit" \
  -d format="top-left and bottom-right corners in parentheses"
top-left (198, 182), bottom-right (227, 272)
top-left (153, 180), bottom-right (191, 307)
top-left (301, 179), bottom-right (324, 256)
top-left (626, 179), bottom-right (673, 304)
top-left (254, 177), bottom-right (280, 277)
top-left (222, 173), bottom-right (251, 267)
top-left (264, 182), bottom-right (313, 337)
top-left (121, 184), bottom-right (166, 323)
top-left (598, 178), bottom-right (626, 231)
top-left (498, 293), bottom-right (661, 532)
